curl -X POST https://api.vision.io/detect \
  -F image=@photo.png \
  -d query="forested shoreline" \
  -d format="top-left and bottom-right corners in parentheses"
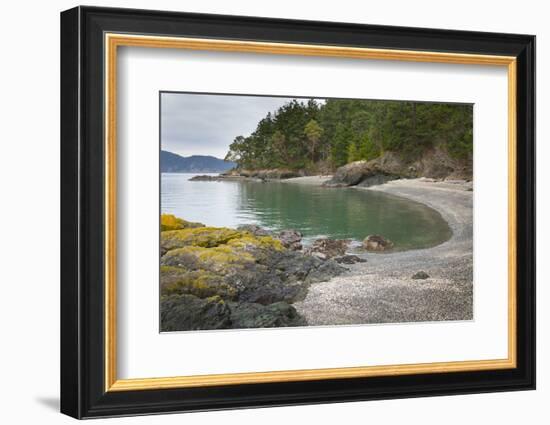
top-left (224, 99), bottom-right (473, 174)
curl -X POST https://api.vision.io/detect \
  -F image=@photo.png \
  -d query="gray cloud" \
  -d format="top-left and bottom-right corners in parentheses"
top-left (161, 92), bottom-right (316, 159)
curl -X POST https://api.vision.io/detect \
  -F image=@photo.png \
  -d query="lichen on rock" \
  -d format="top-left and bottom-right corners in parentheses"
top-left (159, 216), bottom-right (345, 331)
top-left (160, 214), bottom-right (204, 231)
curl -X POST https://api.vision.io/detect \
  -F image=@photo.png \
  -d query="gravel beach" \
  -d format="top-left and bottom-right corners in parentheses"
top-left (286, 177), bottom-right (474, 325)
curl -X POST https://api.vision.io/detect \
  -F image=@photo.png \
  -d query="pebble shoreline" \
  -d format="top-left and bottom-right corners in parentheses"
top-left (287, 177), bottom-right (474, 325)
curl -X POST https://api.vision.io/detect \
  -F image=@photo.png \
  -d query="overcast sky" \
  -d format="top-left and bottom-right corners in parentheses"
top-left (161, 92), bottom-right (317, 159)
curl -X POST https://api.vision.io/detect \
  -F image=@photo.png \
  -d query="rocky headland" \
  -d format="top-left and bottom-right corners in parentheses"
top-left (159, 214), bottom-right (347, 332)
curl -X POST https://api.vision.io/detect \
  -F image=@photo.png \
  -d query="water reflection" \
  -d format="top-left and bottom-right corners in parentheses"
top-left (161, 173), bottom-right (452, 250)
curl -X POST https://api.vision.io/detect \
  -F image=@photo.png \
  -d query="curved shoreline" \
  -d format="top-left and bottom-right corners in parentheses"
top-left (288, 177), bottom-right (473, 325)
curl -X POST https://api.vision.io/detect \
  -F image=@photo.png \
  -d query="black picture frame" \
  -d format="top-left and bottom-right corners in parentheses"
top-left (60, 5), bottom-right (535, 419)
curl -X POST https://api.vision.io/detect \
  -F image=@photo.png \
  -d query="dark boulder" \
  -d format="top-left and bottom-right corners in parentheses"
top-left (160, 294), bottom-right (232, 331)
top-left (357, 174), bottom-right (399, 188)
top-left (324, 159), bottom-right (400, 187)
top-left (228, 301), bottom-right (307, 329)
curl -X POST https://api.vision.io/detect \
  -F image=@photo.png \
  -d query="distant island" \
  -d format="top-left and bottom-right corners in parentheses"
top-left (161, 150), bottom-right (235, 173)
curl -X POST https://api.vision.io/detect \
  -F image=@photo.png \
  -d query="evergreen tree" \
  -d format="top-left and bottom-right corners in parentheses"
top-left (223, 98), bottom-right (473, 171)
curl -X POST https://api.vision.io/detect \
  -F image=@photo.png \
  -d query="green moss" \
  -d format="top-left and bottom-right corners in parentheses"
top-left (161, 227), bottom-right (245, 250)
top-left (206, 295), bottom-right (225, 305)
top-left (160, 269), bottom-right (237, 299)
top-left (162, 245), bottom-right (254, 271)
top-left (160, 265), bottom-right (183, 274)
top-left (160, 214), bottom-right (204, 231)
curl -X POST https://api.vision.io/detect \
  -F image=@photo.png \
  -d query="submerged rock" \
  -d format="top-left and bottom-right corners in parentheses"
top-left (412, 271), bottom-right (430, 280)
top-left (363, 235), bottom-right (394, 251)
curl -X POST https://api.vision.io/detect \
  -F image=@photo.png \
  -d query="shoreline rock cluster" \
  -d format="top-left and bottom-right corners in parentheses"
top-left (190, 147), bottom-right (471, 187)
top-left (189, 168), bottom-right (304, 182)
top-left (324, 149), bottom-right (472, 188)
top-left (160, 214), bottom-right (347, 332)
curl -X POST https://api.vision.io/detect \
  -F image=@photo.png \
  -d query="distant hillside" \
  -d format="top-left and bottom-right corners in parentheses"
top-left (161, 150), bottom-right (235, 173)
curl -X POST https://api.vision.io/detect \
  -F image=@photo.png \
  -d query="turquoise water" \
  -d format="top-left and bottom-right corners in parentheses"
top-left (161, 173), bottom-right (452, 250)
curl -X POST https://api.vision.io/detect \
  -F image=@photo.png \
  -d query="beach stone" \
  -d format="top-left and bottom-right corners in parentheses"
top-left (363, 235), bottom-right (394, 251)
top-left (306, 238), bottom-right (350, 259)
top-left (412, 271), bottom-right (430, 280)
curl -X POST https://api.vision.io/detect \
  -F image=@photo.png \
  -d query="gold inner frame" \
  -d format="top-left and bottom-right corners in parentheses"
top-left (104, 33), bottom-right (518, 392)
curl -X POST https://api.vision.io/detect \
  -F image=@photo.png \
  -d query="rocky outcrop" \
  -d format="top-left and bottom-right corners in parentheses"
top-left (223, 168), bottom-right (303, 180)
top-left (160, 294), bottom-right (232, 331)
top-left (324, 157), bottom-right (400, 187)
top-left (160, 294), bottom-right (306, 331)
top-left (228, 301), bottom-right (307, 329)
top-left (363, 235), bottom-right (394, 252)
top-left (324, 149), bottom-right (472, 187)
top-left (160, 215), bottom-right (345, 331)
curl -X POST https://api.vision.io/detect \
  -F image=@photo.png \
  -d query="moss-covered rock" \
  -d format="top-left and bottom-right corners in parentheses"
top-left (228, 301), bottom-right (307, 328)
top-left (226, 234), bottom-right (284, 251)
top-left (159, 216), bottom-right (346, 331)
top-left (160, 268), bottom-right (238, 299)
top-left (160, 214), bottom-right (204, 231)
top-left (161, 245), bottom-right (255, 272)
top-left (161, 227), bottom-right (245, 252)
top-left (160, 294), bottom-right (231, 331)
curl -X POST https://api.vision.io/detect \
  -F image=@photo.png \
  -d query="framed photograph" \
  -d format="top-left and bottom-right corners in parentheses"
top-left (60, 6), bottom-right (535, 419)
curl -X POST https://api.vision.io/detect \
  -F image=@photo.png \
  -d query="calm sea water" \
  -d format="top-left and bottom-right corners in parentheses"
top-left (161, 173), bottom-right (452, 250)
